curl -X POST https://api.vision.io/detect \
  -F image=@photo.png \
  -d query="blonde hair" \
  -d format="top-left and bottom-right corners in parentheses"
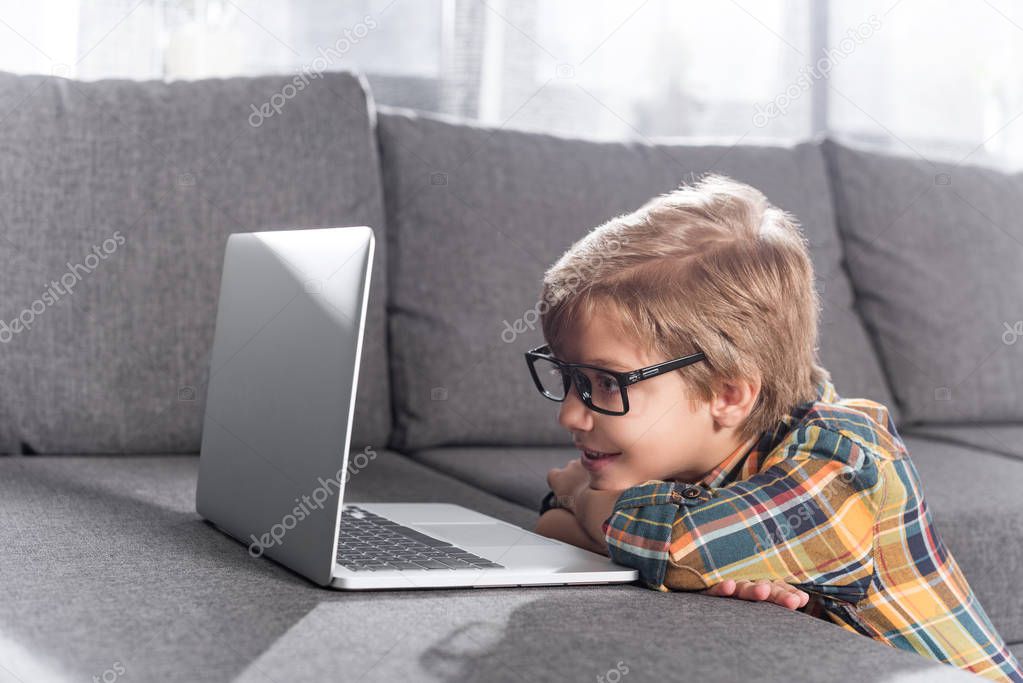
top-left (539, 173), bottom-right (830, 443)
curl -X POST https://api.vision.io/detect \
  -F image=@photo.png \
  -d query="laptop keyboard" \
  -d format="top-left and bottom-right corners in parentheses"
top-left (337, 505), bottom-right (505, 572)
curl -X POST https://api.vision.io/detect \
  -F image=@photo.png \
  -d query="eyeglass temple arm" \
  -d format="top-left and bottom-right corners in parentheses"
top-left (624, 352), bottom-right (706, 385)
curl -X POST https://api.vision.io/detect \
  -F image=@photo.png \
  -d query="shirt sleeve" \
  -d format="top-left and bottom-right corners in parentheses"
top-left (602, 424), bottom-right (883, 603)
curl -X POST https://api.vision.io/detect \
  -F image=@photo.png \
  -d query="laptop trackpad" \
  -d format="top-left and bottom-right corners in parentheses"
top-left (418, 523), bottom-right (561, 547)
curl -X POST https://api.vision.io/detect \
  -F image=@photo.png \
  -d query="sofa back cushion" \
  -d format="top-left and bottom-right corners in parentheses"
top-left (0, 71), bottom-right (390, 453)
top-left (377, 106), bottom-right (895, 451)
top-left (822, 137), bottom-right (1023, 423)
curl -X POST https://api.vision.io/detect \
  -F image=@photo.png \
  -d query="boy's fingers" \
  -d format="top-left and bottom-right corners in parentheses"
top-left (767, 580), bottom-right (809, 609)
top-left (767, 581), bottom-right (797, 609)
top-left (731, 579), bottom-right (770, 601)
top-left (779, 579), bottom-right (810, 608)
top-left (749, 579), bottom-right (773, 601)
top-left (545, 467), bottom-right (561, 490)
top-left (702, 579), bottom-right (736, 596)
top-left (794, 585), bottom-right (811, 608)
top-left (731, 580), bottom-right (755, 598)
top-left (704, 579), bottom-right (811, 610)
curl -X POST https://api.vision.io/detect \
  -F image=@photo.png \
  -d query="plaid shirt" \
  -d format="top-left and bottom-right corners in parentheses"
top-left (602, 377), bottom-right (1023, 682)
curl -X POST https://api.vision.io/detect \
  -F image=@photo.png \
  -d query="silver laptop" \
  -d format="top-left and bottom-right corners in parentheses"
top-left (195, 226), bottom-right (638, 590)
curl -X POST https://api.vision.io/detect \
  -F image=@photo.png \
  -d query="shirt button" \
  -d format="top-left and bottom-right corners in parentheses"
top-left (680, 486), bottom-right (702, 499)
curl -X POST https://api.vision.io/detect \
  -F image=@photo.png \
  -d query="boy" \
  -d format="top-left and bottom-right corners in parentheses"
top-left (526, 174), bottom-right (1023, 682)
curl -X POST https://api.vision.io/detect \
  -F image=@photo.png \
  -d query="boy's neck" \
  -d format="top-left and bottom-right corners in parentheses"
top-left (685, 432), bottom-right (761, 485)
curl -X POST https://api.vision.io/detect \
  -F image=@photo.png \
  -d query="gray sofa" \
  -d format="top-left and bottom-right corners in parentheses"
top-left (1, 69), bottom-right (1019, 682)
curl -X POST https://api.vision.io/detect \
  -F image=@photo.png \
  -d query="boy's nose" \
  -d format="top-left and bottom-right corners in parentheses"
top-left (557, 386), bottom-right (593, 432)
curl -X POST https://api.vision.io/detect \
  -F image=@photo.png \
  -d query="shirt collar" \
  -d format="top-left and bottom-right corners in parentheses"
top-left (814, 376), bottom-right (838, 403)
top-left (695, 433), bottom-right (761, 488)
top-left (694, 376), bottom-right (838, 488)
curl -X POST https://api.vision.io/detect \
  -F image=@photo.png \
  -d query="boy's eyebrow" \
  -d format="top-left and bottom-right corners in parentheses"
top-left (580, 357), bottom-right (630, 371)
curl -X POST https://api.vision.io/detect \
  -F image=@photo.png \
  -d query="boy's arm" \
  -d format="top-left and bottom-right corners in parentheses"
top-left (574, 487), bottom-right (622, 551)
top-left (534, 508), bottom-right (607, 555)
top-left (582, 424), bottom-right (883, 601)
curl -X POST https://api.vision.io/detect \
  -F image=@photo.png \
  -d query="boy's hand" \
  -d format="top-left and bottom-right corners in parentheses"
top-left (546, 459), bottom-right (590, 508)
top-left (702, 578), bottom-right (810, 611)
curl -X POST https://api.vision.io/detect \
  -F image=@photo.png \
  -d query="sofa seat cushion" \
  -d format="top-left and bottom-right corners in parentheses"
top-left (0, 455), bottom-right (970, 682)
top-left (0, 70), bottom-right (390, 453)
top-left (822, 137), bottom-right (1023, 424)
top-left (412, 435), bottom-right (1023, 641)
top-left (903, 424), bottom-right (1023, 462)
top-left (377, 105), bottom-right (895, 451)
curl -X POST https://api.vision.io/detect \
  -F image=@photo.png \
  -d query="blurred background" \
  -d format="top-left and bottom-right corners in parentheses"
top-left (3, 0), bottom-right (1023, 167)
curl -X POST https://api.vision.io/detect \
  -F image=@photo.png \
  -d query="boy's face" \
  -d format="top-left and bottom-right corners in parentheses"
top-left (552, 308), bottom-right (751, 491)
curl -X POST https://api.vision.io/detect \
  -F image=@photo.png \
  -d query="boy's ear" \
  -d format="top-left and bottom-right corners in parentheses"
top-left (708, 375), bottom-right (761, 428)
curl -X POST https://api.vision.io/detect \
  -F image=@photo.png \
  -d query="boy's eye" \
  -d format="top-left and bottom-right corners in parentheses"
top-left (597, 375), bottom-right (619, 394)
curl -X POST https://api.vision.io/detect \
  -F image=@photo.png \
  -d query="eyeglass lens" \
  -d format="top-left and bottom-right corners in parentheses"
top-left (531, 357), bottom-right (624, 412)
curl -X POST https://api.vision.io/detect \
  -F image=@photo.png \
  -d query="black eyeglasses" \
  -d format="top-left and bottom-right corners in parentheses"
top-left (524, 343), bottom-right (707, 416)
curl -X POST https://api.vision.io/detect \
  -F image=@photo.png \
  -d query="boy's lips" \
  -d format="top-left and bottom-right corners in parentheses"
top-left (578, 448), bottom-right (622, 472)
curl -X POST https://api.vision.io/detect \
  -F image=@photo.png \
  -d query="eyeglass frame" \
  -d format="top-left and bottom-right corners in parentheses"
top-left (524, 343), bottom-right (707, 416)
